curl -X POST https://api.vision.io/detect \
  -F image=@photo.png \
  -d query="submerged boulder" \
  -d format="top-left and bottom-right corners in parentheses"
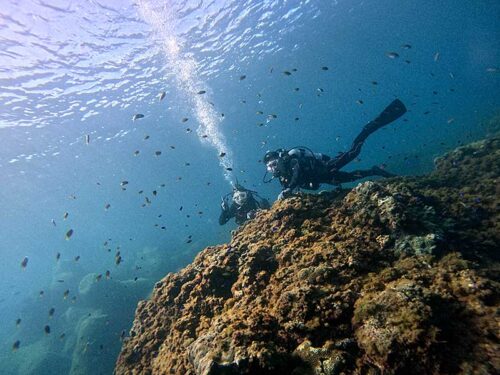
top-left (116, 136), bottom-right (499, 375)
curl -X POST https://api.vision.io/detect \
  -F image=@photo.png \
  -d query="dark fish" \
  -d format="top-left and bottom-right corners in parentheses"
top-left (115, 256), bottom-right (122, 266)
top-left (356, 100), bottom-right (364, 105)
top-left (120, 330), bottom-right (126, 340)
top-left (219, 152), bottom-right (226, 157)
top-left (49, 308), bottom-right (55, 318)
top-left (170, 145), bottom-right (176, 149)
top-left (179, 206), bottom-right (183, 211)
top-left (60, 333), bottom-right (66, 340)
top-left (181, 118), bottom-right (189, 123)
top-left (21, 256), bottom-right (28, 269)
top-left (401, 44), bottom-right (412, 49)
top-left (226, 167), bottom-right (233, 171)
top-left (371, 81), bottom-right (378, 85)
top-left (57, 279), bottom-right (64, 283)
top-left (321, 66), bottom-right (329, 70)
top-left (239, 75), bottom-right (246, 80)
top-left (65, 229), bottom-right (73, 240)
top-left (133, 150), bottom-right (140, 156)
top-left (74, 255), bottom-right (80, 262)
top-left (63, 212), bottom-right (68, 220)
top-left (144, 135), bottom-right (150, 140)
top-left (105, 203), bottom-right (111, 210)
top-left (132, 114), bottom-right (144, 121)
top-left (292, 68), bottom-right (297, 72)
top-left (105, 270), bottom-right (110, 279)
top-left (16, 318), bottom-right (21, 327)
top-left (256, 111), bottom-right (263, 115)
top-left (12, 340), bottom-right (20, 351)
top-left (386, 51), bottom-right (399, 59)
top-left (96, 274), bottom-right (102, 282)
top-left (39, 290), bottom-right (44, 297)
top-left (197, 90), bottom-right (206, 95)
top-left (152, 190), bottom-right (157, 196)
top-left (138, 190), bottom-right (143, 194)
top-left (158, 91), bottom-right (166, 101)
top-left (63, 290), bottom-right (69, 299)
top-left (283, 71), bottom-right (291, 75)
top-left (155, 151), bottom-right (162, 156)
top-left (84, 134), bottom-right (90, 145)
top-left (51, 219), bottom-right (56, 227)
top-left (293, 88), bottom-right (300, 92)
top-left (56, 252), bottom-right (61, 261)
top-left (120, 181), bottom-right (128, 186)
top-left (145, 197), bottom-right (151, 204)
top-left (44, 325), bottom-right (51, 334)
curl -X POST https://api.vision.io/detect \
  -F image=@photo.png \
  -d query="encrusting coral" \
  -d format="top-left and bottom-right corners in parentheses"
top-left (116, 136), bottom-right (499, 375)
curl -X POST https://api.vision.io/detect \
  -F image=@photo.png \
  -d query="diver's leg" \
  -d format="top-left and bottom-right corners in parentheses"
top-left (328, 99), bottom-right (407, 171)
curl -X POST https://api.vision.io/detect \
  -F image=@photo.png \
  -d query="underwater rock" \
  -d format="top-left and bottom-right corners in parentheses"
top-left (116, 136), bottom-right (499, 375)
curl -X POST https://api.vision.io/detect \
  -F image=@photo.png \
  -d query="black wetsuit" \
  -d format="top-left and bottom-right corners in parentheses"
top-left (277, 99), bottom-right (407, 193)
top-left (219, 194), bottom-right (270, 225)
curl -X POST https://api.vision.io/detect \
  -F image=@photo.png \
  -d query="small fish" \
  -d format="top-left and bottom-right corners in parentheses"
top-left (132, 114), bottom-right (144, 121)
top-left (152, 190), bottom-right (157, 196)
top-left (44, 325), bottom-right (51, 334)
top-left (197, 90), bottom-right (206, 95)
top-left (96, 274), bottom-right (102, 282)
top-left (155, 151), bottom-right (162, 156)
top-left (74, 255), bottom-right (80, 262)
top-left (12, 340), bottom-right (20, 351)
top-left (356, 100), bottom-right (364, 105)
top-left (181, 117), bottom-right (189, 123)
top-left (386, 51), bottom-right (399, 59)
top-left (293, 88), bottom-right (300, 92)
top-left (371, 81), bottom-right (378, 85)
top-left (321, 66), bottom-right (329, 70)
top-left (39, 290), bottom-right (44, 297)
top-left (226, 167), bottom-right (233, 171)
top-left (105, 270), bottom-right (110, 279)
top-left (63, 212), bottom-right (68, 220)
top-left (16, 318), bottom-right (21, 327)
top-left (295, 117), bottom-right (299, 121)
top-left (447, 118), bottom-right (455, 124)
top-left (239, 75), bottom-right (246, 80)
top-left (202, 135), bottom-right (208, 138)
top-left (59, 333), bottom-right (66, 340)
top-left (145, 197), bottom-right (151, 204)
top-left (317, 88), bottom-right (324, 93)
top-left (84, 134), bottom-right (90, 145)
top-left (144, 135), bottom-right (150, 140)
top-left (292, 68), bottom-right (297, 72)
top-left (120, 330), bottom-right (126, 340)
top-left (186, 128), bottom-right (192, 132)
top-left (51, 219), bottom-right (56, 227)
top-left (179, 206), bottom-right (183, 211)
top-left (133, 150), bottom-right (140, 156)
top-left (48, 308), bottom-right (55, 318)
top-left (256, 111), bottom-right (263, 115)
top-left (158, 91), bottom-right (166, 101)
top-left (105, 203), bottom-right (111, 210)
top-left (115, 256), bottom-right (122, 266)
top-left (65, 229), bottom-right (73, 240)
top-left (56, 252), bottom-right (61, 261)
top-left (486, 67), bottom-right (499, 73)
top-left (283, 71), bottom-right (292, 75)
top-left (63, 290), bottom-right (69, 299)
top-left (219, 152), bottom-right (226, 157)
top-left (56, 279), bottom-right (64, 283)
top-left (434, 52), bottom-right (440, 62)
top-left (21, 256), bottom-right (28, 269)
top-left (120, 181), bottom-right (129, 186)
top-left (71, 296), bottom-right (77, 303)
top-left (401, 44), bottom-right (412, 49)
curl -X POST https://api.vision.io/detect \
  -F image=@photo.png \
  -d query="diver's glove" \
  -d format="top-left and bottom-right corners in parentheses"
top-left (278, 188), bottom-right (292, 200)
top-left (221, 197), bottom-right (229, 211)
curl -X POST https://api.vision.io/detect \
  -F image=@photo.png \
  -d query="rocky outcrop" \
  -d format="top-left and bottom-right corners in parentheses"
top-left (115, 136), bottom-right (499, 375)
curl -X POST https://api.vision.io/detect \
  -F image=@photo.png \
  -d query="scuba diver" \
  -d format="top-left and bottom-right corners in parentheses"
top-left (219, 183), bottom-right (271, 225)
top-left (263, 99), bottom-right (407, 199)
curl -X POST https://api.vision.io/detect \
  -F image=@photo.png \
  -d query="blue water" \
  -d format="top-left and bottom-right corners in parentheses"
top-left (0, 0), bottom-right (498, 373)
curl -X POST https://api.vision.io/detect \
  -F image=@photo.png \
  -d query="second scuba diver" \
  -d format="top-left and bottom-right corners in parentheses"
top-left (219, 183), bottom-right (270, 225)
top-left (263, 99), bottom-right (407, 199)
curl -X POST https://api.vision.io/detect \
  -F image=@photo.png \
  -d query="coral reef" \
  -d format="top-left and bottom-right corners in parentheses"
top-left (116, 136), bottom-right (499, 375)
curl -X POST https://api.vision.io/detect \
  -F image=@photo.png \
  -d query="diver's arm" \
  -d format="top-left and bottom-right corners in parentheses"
top-left (219, 202), bottom-right (234, 225)
top-left (287, 158), bottom-right (301, 190)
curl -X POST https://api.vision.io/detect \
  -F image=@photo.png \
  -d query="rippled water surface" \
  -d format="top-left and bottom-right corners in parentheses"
top-left (0, 0), bottom-right (498, 374)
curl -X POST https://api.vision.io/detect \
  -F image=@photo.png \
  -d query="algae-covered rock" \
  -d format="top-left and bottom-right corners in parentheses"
top-left (116, 136), bottom-right (500, 375)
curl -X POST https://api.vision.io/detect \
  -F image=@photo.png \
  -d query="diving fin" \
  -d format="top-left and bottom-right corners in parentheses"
top-left (364, 99), bottom-right (407, 134)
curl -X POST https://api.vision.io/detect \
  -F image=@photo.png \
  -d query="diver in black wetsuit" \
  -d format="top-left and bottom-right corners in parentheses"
top-left (263, 99), bottom-right (407, 199)
top-left (219, 184), bottom-right (270, 225)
